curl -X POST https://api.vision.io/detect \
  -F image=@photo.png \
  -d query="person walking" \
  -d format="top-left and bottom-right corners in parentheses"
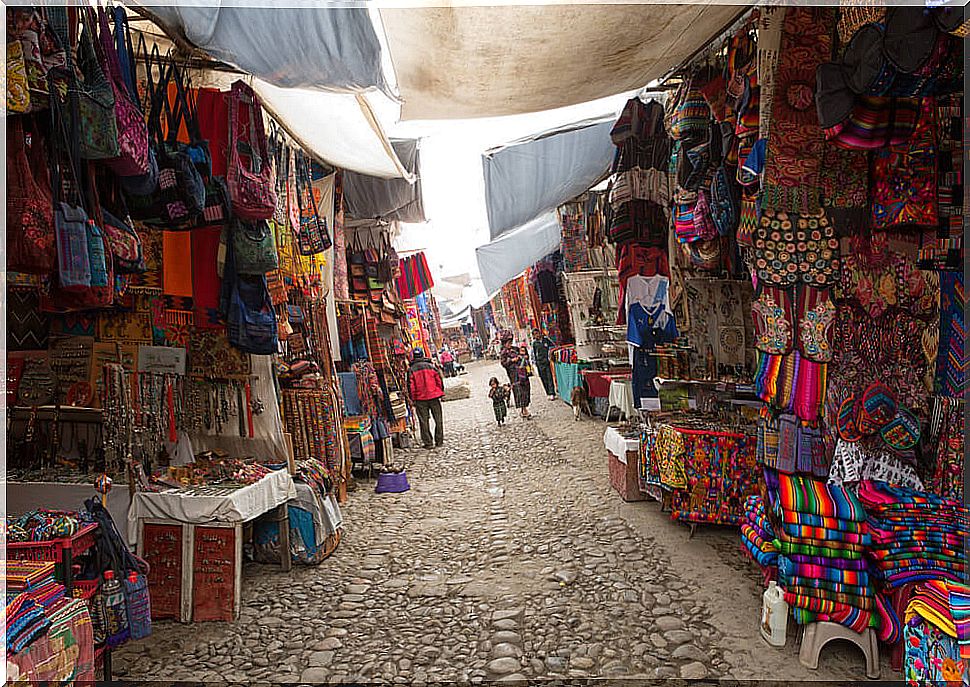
top-left (499, 332), bottom-right (518, 384)
top-left (531, 327), bottom-right (556, 400)
top-left (408, 348), bottom-right (445, 449)
top-left (440, 347), bottom-right (456, 378)
top-left (487, 377), bottom-right (510, 426)
top-left (511, 344), bottom-right (533, 419)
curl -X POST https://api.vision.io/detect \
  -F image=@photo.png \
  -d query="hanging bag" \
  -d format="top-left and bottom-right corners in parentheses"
top-left (295, 153), bottom-right (331, 255)
top-left (227, 80), bottom-right (276, 220)
top-left (94, 6), bottom-right (149, 177)
top-left (231, 218), bottom-right (279, 275)
top-left (72, 8), bottom-right (119, 160)
top-left (118, 33), bottom-right (159, 197)
top-left (7, 116), bottom-right (56, 274)
top-left (49, 72), bottom-right (92, 291)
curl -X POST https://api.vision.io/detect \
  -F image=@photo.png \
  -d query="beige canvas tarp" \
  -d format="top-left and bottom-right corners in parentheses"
top-left (381, 3), bottom-right (748, 120)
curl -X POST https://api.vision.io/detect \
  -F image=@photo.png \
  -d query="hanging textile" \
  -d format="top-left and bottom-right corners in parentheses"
top-left (936, 271), bottom-right (966, 399)
top-left (396, 252), bottom-right (434, 299)
top-left (761, 7), bottom-right (834, 214)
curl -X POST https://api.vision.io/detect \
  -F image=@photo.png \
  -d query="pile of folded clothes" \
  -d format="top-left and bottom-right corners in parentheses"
top-left (6, 561), bottom-right (65, 610)
top-left (858, 481), bottom-right (969, 590)
top-left (903, 580), bottom-right (970, 684)
top-left (772, 474), bottom-right (879, 634)
top-left (740, 494), bottom-right (779, 570)
top-left (6, 594), bottom-right (51, 656)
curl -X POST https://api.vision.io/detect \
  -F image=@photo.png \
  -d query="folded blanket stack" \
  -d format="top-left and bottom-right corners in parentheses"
top-left (6, 562), bottom-right (65, 610)
top-left (858, 481), bottom-right (969, 590)
top-left (6, 593), bottom-right (51, 656)
top-left (741, 494), bottom-right (779, 569)
top-left (772, 474), bottom-right (879, 634)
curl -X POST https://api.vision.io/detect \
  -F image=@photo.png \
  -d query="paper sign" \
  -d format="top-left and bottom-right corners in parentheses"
top-left (138, 346), bottom-right (187, 375)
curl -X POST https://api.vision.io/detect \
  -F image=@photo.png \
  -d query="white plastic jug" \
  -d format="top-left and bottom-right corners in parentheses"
top-left (761, 581), bottom-right (788, 647)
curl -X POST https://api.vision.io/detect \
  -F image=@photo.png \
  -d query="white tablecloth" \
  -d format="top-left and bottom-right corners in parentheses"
top-left (604, 426), bottom-right (639, 463)
top-left (608, 378), bottom-right (636, 418)
top-left (128, 469), bottom-right (297, 544)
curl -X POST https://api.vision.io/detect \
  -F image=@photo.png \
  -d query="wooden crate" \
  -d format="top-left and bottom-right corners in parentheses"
top-left (608, 449), bottom-right (645, 502)
top-left (138, 519), bottom-right (242, 623)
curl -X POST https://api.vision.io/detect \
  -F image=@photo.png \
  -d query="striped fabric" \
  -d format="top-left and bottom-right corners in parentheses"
top-left (777, 473), bottom-right (867, 522)
top-left (780, 510), bottom-right (866, 533)
top-left (780, 522), bottom-right (871, 545)
top-left (785, 593), bottom-right (872, 633)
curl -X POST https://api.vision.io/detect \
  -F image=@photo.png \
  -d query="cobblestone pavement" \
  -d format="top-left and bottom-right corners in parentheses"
top-left (116, 360), bottom-right (882, 683)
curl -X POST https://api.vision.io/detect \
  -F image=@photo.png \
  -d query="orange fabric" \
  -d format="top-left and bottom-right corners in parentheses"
top-left (162, 231), bottom-right (194, 298)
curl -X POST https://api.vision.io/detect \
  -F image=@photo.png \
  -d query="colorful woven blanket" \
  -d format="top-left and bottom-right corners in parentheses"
top-left (778, 473), bottom-right (867, 521)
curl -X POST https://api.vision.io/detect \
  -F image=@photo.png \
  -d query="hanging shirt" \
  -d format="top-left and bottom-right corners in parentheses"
top-left (627, 302), bottom-right (679, 408)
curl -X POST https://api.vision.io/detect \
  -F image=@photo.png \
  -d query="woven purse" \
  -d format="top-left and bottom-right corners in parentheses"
top-left (228, 80), bottom-right (276, 221)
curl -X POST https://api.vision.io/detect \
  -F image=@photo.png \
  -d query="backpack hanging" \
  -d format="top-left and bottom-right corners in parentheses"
top-left (227, 80), bottom-right (276, 221)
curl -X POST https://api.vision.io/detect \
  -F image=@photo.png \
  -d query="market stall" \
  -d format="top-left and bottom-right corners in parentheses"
top-left (6, 4), bottom-right (355, 632)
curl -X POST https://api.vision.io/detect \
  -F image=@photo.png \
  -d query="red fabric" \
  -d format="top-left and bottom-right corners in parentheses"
top-left (582, 370), bottom-right (631, 398)
top-left (191, 226), bottom-right (223, 329)
top-left (195, 87), bottom-right (230, 177)
top-left (409, 362), bottom-right (444, 401)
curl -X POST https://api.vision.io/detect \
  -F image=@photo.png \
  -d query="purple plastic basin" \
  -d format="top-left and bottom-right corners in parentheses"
top-left (375, 470), bottom-right (410, 493)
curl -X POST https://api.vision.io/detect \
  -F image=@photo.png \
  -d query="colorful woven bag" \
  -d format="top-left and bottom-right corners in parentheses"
top-left (227, 80), bottom-right (276, 221)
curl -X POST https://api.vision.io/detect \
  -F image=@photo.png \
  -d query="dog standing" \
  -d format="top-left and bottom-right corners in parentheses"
top-left (570, 385), bottom-right (591, 421)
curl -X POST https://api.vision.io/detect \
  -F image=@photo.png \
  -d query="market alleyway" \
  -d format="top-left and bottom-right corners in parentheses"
top-left (115, 361), bottom-right (879, 683)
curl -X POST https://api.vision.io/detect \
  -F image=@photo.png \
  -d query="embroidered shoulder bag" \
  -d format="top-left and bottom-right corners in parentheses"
top-left (227, 80), bottom-right (276, 221)
top-left (7, 115), bottom-right (55, 274)
top-left (70, 8), bottom-right (119, 160)
top-left (94, 6), bottom-right (149, 177)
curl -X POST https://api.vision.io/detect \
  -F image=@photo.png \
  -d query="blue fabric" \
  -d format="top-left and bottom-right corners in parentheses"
top-left (554, 362), bottom-right (587, 403)
top-left (339, 372), bottom-right (363, 416)
top-left (627, 302), bottom-right (677, 408)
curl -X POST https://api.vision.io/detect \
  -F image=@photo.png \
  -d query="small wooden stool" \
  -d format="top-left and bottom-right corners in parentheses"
top-left (798, 621), bottom-right (880, 680)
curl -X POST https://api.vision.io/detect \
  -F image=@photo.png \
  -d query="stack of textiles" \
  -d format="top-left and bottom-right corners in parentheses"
top-left (858, 481), bottom-right (969, 590)
top-left (6, 562), bottom-right (65, 609)
top-left (772, 474), bottom-right (877, 634)
top-left (6, 594), bottom-right (51, 655)
top-left (740, 495), bottom-right (779, 569)
top-left (904, 580), bottom-right (970, 684)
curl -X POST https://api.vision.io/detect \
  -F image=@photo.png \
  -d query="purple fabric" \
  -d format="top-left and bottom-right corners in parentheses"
top-left (785, 553), bottom-right (870, 570)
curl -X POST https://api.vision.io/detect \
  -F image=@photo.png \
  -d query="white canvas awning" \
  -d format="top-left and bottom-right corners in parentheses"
top-left (476, 212), bottom-right (561, 298)
top-left (484, 116), bottom-right (615, 240)
top-left (139, 4), bottom-right (391, 94)
top-left (381, 4), bottom-right (748, 120)
top-left (252, 82), bottom-right (413, 180)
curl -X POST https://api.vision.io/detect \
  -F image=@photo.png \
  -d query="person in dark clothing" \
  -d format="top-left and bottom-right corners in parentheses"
top-left (407, 348), bottom-right (445, 449)
top-left (487, 376), bottom-right (510, 426)
top-left (531, 327), bottom-right (556, 400)
top-left (499, 332), bottom-right (518, 384)
top-left (511, 344), bottom-right (533, 419)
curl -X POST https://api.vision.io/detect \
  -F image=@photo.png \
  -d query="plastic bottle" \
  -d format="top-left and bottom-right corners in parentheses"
top-left (102, 570), bottom-right (131, 648)
top-left (761, 581), bottom-right (788, 647)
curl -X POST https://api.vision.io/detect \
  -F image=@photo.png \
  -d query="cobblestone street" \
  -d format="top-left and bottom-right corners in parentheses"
top-left (116, 360), bottom-right (877, 683)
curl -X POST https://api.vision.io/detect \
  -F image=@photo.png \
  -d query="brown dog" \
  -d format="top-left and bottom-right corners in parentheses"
top-left (570, 385), bottom-right (591, 421)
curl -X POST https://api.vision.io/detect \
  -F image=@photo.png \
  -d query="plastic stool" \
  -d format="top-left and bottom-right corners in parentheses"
top-left (798, 621), bottom-right (880, 680)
